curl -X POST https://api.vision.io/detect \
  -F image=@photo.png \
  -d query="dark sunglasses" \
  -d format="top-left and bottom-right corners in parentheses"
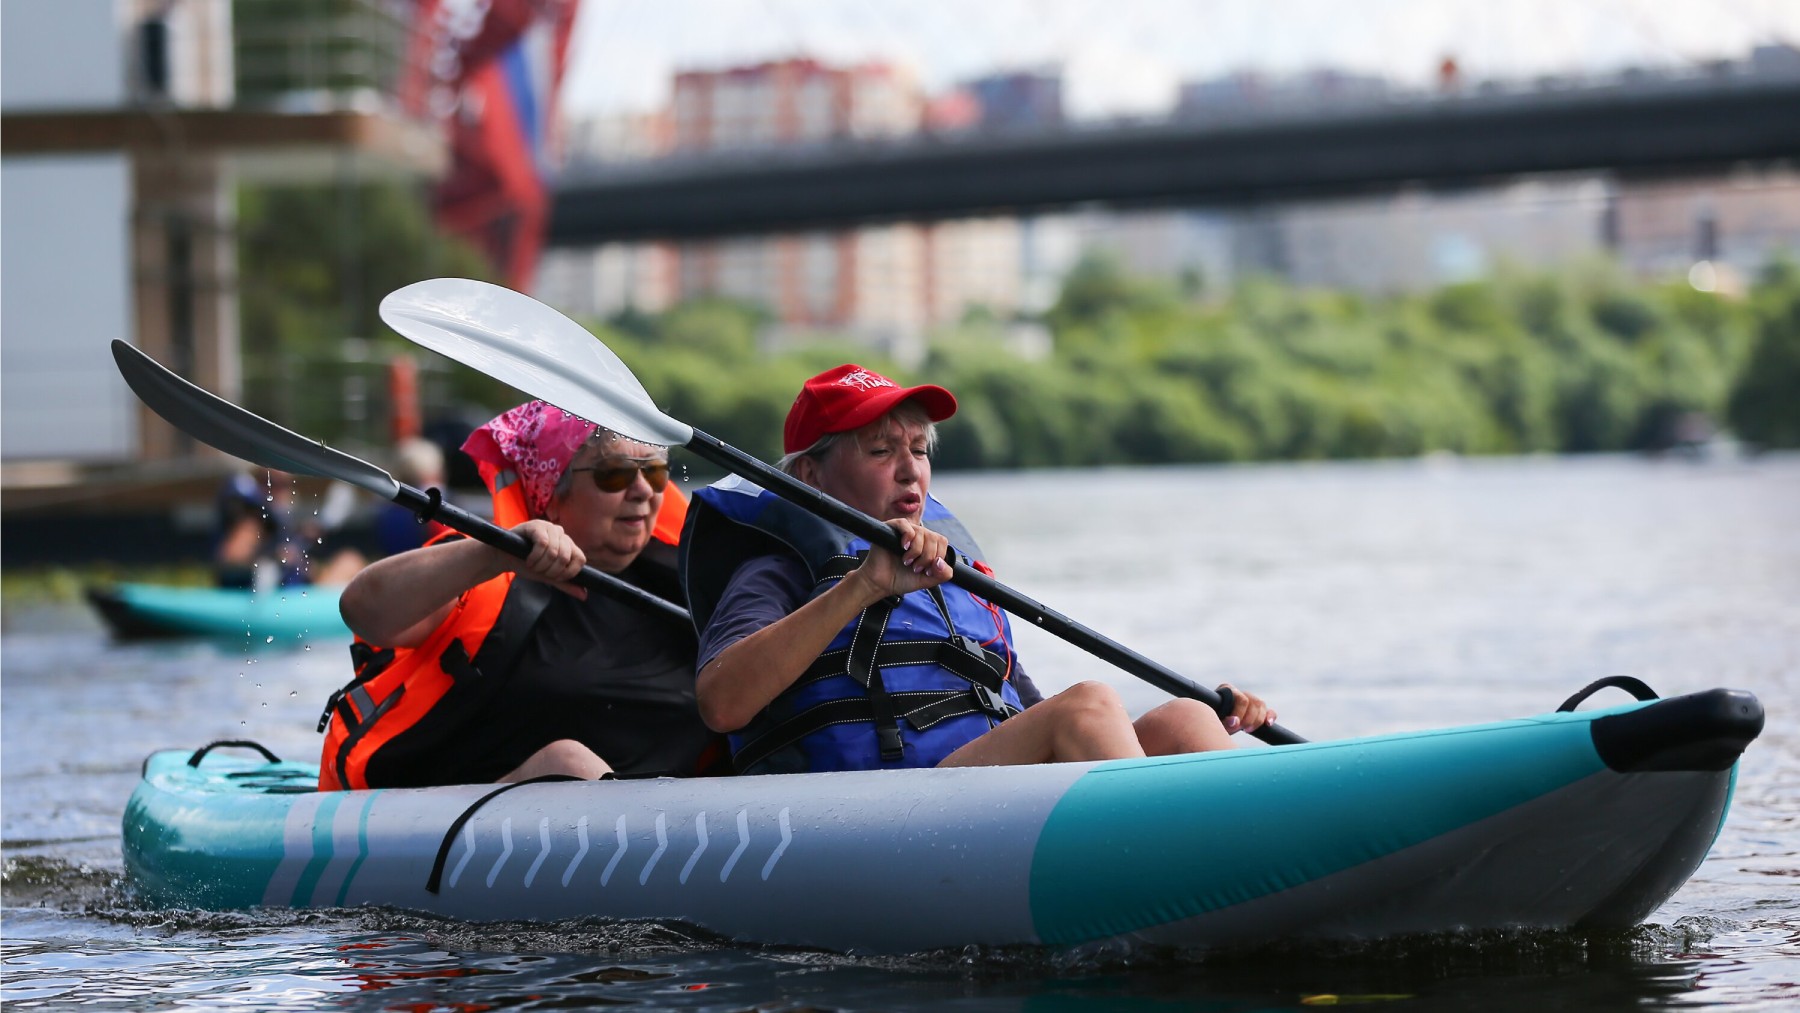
top-left (570, 459), bottom-right (670, 493)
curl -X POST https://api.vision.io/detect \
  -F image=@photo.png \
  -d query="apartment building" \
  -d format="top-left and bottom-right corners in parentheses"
top-left (542, 57), bottom-right (1023, 362)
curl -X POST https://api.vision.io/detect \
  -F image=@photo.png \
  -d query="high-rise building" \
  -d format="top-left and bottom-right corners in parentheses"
top-left (546, 58), bottom-right (1012, 359)
top-left (1610, 168), bottom-right (1800, 293)
top-left (665, 57), bottom-right (1023, 363)
top-left (965, 70), bottom-right (1064, 132)
top-left (536, 109), bottom-right (680, 319)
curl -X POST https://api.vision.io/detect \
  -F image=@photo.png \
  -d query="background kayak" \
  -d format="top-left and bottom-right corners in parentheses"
top-left (85, 582), bottom-right (349, 645)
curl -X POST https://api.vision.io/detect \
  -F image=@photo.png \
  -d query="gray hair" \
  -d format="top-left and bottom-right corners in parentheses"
top-left (552, 426), bottom-right (669, 499)
top-left (776, 401), bottom-right (938, 477)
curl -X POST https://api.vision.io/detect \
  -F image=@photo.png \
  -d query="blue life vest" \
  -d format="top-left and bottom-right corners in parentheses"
top-left (682, 476), bottom-right (1024, 774)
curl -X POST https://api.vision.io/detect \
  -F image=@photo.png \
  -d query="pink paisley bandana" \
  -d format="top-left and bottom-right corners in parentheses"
top-left (461, 401), bottom-right (598, 519)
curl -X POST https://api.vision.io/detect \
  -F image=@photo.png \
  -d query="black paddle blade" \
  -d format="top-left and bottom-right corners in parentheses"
top-left (110, 340), bottom-right (401, 501)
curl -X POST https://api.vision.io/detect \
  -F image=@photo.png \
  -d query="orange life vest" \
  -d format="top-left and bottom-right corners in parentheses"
top-left (317, 471), bottom-right (690, 791)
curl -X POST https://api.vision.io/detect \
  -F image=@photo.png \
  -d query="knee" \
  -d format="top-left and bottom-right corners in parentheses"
top-left (1054, 681), bottom-right (1132, 733)
top-left (1138, 698), bottom-right (1230, 754)
top-left (1056, 680), bottom-right (1126, 712)
top-left (534, 739), bottom-right (611, 779)
top-left (1147, 698), bottom-right (1219, 730)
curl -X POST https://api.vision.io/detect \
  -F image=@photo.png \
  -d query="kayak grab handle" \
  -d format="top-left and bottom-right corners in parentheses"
top-left (187, 740), bottom-right (283, 767)
top-left (1589, 689), bottom-right (1764, 773)
top-left (1558, 675), bottom-right (1659, 711)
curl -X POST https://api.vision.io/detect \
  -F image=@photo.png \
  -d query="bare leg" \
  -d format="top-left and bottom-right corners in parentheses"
top-left (500, 739), bottom-right (613, 781)
top-left (939, 681), bottom-right (1146, 768)
top-left (1133, 698), bottom-right (1234, 756)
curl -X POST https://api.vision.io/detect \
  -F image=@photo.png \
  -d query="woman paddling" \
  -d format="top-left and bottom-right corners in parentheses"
top-left (683, 364), bottom-right (1275, 774)
top-left (324, 401), bottom-right (722, 789)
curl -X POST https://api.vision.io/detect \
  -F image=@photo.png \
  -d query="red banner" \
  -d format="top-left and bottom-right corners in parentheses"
top-left (403, 0), bottom-right (580, 290)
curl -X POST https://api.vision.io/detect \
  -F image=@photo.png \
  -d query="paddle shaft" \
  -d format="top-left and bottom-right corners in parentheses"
top-left (384, 484), bottom-right (690, 623)
top-left (684, 431), bottom-right (1306, 746)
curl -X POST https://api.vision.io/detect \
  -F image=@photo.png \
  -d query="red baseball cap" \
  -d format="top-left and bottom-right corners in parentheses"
top-left (783, 364), bottom-right (957, 454)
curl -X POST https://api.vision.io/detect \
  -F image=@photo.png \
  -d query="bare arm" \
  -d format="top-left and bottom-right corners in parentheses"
top-left (696, 520), bottom-right (950, 733)
top-left (216, 515), bottom-right (264, 566)
top-left (338, 519), bottom-right (586, 648)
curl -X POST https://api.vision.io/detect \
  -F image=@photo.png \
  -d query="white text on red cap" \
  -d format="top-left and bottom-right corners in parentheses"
top-left (836, 369), bottom-right (895, 391)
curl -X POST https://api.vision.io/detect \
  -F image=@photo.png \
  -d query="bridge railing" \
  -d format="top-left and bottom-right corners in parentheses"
top-left (558, 53), bottom-right (1800, 182)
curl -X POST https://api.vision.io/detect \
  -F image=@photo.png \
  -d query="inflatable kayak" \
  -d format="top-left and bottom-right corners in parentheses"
top-left (122, 686), bottom-right (1761, 954)
top-left (86, 582), bottom-right (350, 644)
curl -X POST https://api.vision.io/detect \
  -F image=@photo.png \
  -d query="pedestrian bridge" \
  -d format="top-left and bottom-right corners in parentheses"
top-left (549, 72), bottom-right (1800, 244)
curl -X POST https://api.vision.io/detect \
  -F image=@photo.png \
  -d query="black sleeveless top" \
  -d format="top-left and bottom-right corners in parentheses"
top-left (368, 541), bottom-right (717, 785)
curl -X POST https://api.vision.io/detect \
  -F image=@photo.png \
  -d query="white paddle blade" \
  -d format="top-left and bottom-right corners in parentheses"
top-left (379, 278), bottom-right (694, 448)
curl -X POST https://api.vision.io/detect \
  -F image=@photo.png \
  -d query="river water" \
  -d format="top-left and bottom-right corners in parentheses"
top-left (3, 453), bottom-right (1796, 1011)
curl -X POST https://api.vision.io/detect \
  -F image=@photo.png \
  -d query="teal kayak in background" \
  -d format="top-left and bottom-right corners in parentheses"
top-left (86, 582), bottom-right (350, 645)
top-left (122, 687), bottom-right (1761, 954)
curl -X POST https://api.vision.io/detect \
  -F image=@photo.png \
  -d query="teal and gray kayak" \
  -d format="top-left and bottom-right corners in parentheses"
top-left (86, 582), bottom-right (349, 644)
top-left (122, 687), bottom-right (1761, 954)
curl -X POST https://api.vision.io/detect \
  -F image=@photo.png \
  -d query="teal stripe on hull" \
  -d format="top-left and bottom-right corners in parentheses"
top-left (1029, 712), bottom-right (1610, 945)
top-left (290, 792), bottom-right (348, 907)
top-left (337, 790), bottom-right (383, 907)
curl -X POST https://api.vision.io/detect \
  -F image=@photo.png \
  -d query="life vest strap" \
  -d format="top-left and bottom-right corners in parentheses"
top-left (320, 641), bottom-right (398, 733)
top-left (731, 686), bottom-right (1020, 774)
top-left (797, 633), bottom-right (1011, 692)
top-left (847, 597), bottom-right (905, 760)
top-left (791, 568), bottom-right (1010, 766)
top-left (813, 553), bottom-right (863, 585)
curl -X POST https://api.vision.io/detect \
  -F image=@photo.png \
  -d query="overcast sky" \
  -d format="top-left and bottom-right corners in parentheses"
top-left (561, 0), bottom-right (1800, 119)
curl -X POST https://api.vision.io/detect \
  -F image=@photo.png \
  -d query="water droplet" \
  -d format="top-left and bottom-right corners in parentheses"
top-left (261, 701), bottom-right (268, 708)
top-left (289, 690), bottom-right (298, 697)
top-left (303, 645), bottom-right (312, 652)
top-left (240, 720), bottom-right (247, 726)
top-left (265, 635), bottom-right (275, 643)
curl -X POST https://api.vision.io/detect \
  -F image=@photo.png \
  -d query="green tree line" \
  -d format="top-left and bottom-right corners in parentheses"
top-left (588, 253), bottom-right (1800, 468)
top-left (240, 182), bottom-right (1800, 466)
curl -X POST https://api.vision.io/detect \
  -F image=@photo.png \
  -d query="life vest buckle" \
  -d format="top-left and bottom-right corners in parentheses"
top-left (317, 688), bottom-right (344, 733)
top-left (970, 682), bottom-right (1013, 720)
top-left (949, 634), bottom-right (986, 660)
top-left (876, 723), bottom-right (905, 761)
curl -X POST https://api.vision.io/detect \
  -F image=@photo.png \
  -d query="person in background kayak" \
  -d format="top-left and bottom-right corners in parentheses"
top-left (683, 365), bottom-right (1275, 775)
top-left (372, 436), bottom-right (452, 557)
top-left (325, 401), bottom-right (721, 790)
top-left (215, 469), bottom-right (364, 590)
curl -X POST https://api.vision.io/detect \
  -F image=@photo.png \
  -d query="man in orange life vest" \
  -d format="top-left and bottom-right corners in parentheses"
top-left (322, 401), bottom-right (719, 790)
